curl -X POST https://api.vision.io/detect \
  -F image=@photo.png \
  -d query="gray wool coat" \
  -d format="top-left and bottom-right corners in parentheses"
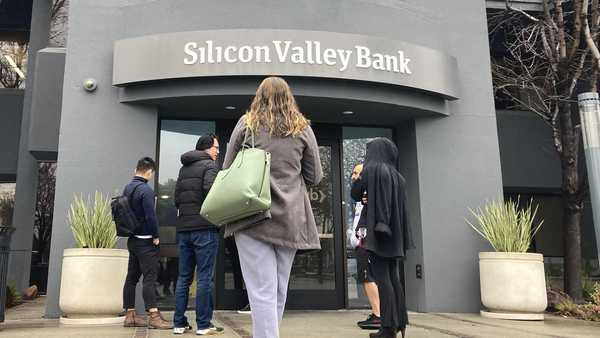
top-left (222, 115), bottom-right (323, 250)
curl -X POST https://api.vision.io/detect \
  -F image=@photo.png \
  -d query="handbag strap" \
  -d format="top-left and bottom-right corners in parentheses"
top-left (242, 125), bottom-right (255, 149)
top-left (227, 125), bottom-right (255, 173)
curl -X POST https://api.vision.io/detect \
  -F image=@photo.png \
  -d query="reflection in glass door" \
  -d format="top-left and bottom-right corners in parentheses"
top-left (289, 146), bottom-right (335, 290)
top-left (156, 120), bottom-right (216, 308)
top-left (286, 135), bottom-right (345, 310)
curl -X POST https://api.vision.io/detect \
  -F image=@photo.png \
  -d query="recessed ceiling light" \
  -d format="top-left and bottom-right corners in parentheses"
top-left (160, 195), bottom-right (170, 199)
top-left (342, 111), bottom-right (354, 115)
top-left (225, 106), bottom-right (236, 110)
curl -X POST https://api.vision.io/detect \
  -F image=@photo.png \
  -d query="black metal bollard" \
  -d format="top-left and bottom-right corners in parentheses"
top-left (0, 226), bottom-right (15, 323)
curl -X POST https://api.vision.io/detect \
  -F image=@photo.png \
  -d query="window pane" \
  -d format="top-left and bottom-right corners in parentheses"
top-left (0, 182), bottom-right (16, 226)
top-left (157, 120), bottom-right (215, 230)
top-left (156, 120), bottom-right (215, 307)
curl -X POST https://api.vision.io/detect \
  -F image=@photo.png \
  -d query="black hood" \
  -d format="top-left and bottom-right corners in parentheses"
top-left (364, 138), bottom-right (398, 168)
top-left (181, 150), bottom-right (212, 165)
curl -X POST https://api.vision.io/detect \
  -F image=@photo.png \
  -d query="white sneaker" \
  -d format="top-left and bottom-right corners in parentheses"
top-left (237, 304), bottom-right (251, 314)
top-left (173, 324), bottom-right (192, 334)
top-left (196, 324), bottom-right (224, 335)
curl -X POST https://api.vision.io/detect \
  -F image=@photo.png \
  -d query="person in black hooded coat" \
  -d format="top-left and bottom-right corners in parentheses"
top-left (353, 138), bottom-right (414, 338)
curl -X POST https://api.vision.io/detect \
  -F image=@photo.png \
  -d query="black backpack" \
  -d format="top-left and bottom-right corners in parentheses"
top-left (111, 183), bottom-right (143, 237)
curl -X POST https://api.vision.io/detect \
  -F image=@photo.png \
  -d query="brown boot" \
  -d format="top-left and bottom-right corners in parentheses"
top-left (148, 310), bottom-right (173, 330)
top-left (124, 310), bottom-right (146, 327)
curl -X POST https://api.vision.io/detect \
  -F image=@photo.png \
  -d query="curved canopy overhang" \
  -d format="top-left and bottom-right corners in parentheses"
top-left (119, 76), bottom-right (449, 126)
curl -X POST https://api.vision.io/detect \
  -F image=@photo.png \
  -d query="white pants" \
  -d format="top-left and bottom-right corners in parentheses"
top-left (235, 232), bottom-right (297, 338)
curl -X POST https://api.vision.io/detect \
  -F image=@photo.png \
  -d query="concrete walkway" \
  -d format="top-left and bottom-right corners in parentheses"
top-left (2, 298), bottom-right (600, 337)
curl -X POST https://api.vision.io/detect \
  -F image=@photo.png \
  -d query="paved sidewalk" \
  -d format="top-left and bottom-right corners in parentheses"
top-left (213, 311), bottom-right (454, 338)
top-left (2, 298), bottom-right (600, 337)
top-left (214, 311), bottom-right (600, 338)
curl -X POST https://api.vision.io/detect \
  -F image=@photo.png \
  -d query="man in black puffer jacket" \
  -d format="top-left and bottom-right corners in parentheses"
top-left (172, 134), bottom-right (224, 335)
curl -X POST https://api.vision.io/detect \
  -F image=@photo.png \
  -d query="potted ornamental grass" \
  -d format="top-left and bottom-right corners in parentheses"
top-left (467, 197), bottom-right (547, 320)
top-left (59, 192), bottom-right (129, 325)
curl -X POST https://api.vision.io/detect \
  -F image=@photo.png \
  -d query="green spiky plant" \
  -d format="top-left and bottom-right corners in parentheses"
top-left (6, 284), bottom-right (22, 308)
top-left (466, 197), bottom-right (543, 253)
top-left (68, 192), bottom-right (118, 249)
top-left (592, 283), bottom-right (600, 306)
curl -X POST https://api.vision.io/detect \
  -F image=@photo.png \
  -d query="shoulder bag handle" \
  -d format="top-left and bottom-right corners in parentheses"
top-left (242, 125), bottom-right (256, 149)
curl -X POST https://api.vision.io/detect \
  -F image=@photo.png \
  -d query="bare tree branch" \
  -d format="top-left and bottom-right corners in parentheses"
top-left (590, 67), bottom-right (598, 91)
top-left (51, 0), bottom-right (67, 20)
top-left (569, 49), bottom-right (590, 96)
top-left (543, 0), bottom-right (559, 53)
top-left (505, 0), bottom-right (540, 22)
top-left (0, 42), bottom-right (28, 88)
top-left (49, 0), bottom-right (69, 47)
top-left (542, 26), bottom-right (558, 69)
top-left (582, 0), bottom-right (600, 70)
top-left (569, 0), bottom-right (584, 60)
top-left (556, 0), bottom-right (569, 59)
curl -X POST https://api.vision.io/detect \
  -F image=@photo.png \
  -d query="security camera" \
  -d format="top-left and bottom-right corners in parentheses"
top-left (83, 78), bottom-right (97, 92)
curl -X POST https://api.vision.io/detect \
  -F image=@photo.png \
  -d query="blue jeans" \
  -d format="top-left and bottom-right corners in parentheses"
top-left (174, 230), bottom-right (219, 329)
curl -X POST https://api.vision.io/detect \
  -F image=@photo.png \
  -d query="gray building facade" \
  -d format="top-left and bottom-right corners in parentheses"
top-left (41, 0), bottom-right (501, 317)
top-left (3, 0), bottom-right (593, 320)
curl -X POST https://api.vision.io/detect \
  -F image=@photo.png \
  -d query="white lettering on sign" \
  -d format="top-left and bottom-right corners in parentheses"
top-left (183, 40), bottom-right (412, 75)
top-left (308, 187), bottom-right (326, 203)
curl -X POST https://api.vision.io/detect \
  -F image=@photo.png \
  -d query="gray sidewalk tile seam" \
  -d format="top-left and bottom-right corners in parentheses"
top-left (214, 312), bottom-right (249, 338)
top-left (133, 326), bottom-right (148, 338)
top-left (431, 314), bottom-right (589, 338)
top-left (408, 322), bottom-right (470, 338)
top-left (0, 319), bottom-right (59, 330)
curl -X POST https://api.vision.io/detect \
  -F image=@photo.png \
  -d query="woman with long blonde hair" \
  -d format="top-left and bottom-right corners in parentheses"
top-left (222, 76), bottom-right (323, 338)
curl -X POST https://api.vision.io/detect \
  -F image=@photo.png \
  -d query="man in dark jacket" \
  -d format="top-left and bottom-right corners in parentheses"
top-left (122, 157), bottom-right (172, 330)
top-left (172, 134), bottom-right (224, 335)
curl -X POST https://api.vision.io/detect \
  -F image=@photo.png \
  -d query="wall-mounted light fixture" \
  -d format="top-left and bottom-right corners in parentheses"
top-left (82, 78), bottom-right (98, 92)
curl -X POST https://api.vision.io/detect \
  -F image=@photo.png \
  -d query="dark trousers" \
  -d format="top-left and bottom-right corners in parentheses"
top-left (123, 237), bottom-right (160, 310)
top-left (225, 237), bottom-right (249, 307)
top-left (225, 237), bottom-right (244, 290)
top-left (369, 254), bottom-right (408, 331)
top-left (174, 230), bottom-right (219, 330)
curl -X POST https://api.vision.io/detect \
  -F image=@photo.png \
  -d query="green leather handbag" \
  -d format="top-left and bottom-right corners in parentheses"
top-left (200, 128), bottom-right (271, 227)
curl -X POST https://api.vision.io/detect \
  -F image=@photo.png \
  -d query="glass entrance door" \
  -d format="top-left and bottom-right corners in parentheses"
top-left (157, 120), bottom-right (395, 310)
top-left (216, 124), bottom-right (346, 310)
top-left (286, 137), bottom-right (345, 309)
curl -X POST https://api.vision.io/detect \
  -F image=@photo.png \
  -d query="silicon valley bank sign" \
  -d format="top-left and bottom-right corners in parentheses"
top-left (113, 29), bottom-right (459, 99)
top-left (183, 40), bottom-right (413, 74)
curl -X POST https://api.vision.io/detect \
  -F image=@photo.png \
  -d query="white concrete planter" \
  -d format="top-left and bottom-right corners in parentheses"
top-left (479, 252), bottom-right (547, 320)
top-left (59, 248), bottom-right (129, 325)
